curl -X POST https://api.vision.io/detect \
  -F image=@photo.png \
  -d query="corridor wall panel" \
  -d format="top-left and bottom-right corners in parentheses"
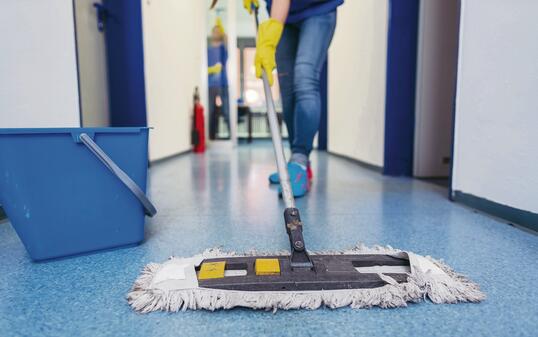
top-left (328, 0), bottom-right (389, 167)
top-left (142, 0), bottom-right (207, 160)
top-left (0, 0), bottom-right (80, 127)
top-left (452, 0), bottom-right (538, 217)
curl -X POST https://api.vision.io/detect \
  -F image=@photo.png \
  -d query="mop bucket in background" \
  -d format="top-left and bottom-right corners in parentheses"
top-left (0, 128), bottom-right (156, 261)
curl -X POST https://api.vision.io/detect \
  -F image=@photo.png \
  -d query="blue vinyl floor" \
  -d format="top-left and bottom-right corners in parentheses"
top-left (1, 143), bottom-right (537, 337)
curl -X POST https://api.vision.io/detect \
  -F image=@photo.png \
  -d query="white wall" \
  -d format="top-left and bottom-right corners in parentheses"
top-left (328, 0), bottom-right (389, 167)
top-left (74, 0), bottom-right (110, 127)
top-left (413, 0), bottom-right (459, 177)
top-left (142, 0), bottom-right (207, 160)
top-left (0, 0), bottom-right (80, 127)
top-left (452, 0), bottom-right (538, 213)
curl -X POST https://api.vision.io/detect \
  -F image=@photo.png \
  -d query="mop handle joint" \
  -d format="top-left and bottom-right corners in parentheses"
top-left (284, 208), bottom-right (313, 269)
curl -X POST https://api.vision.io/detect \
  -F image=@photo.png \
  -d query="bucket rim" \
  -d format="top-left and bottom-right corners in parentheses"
top-left (0, 127), bottom-right (151, 135)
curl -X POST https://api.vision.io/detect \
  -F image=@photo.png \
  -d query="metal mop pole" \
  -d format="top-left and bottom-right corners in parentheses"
top-left (254, 9), bottom-right (312, 269)
top-left (261, 70), bottom-right (294, 209)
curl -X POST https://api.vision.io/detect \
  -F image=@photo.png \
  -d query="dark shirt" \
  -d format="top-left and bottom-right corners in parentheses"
top-left (266, 0), bottom-right (344, 24)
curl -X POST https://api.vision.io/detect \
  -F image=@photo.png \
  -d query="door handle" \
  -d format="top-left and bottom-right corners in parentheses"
top-left (93, 3), bottom-right (108, 32)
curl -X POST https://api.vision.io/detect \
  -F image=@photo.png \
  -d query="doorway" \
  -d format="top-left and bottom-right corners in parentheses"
top-left (413, 0), bottom-right (461, 184)
top-left (73, 0), bottom-right (109, 127)
top-left (73, 0), bottom-right (147, 128)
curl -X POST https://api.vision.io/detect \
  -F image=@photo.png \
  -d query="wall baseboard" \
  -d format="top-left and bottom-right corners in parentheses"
top-left (453, 191), bottom-right (538, 233)
top-left (149, 149), bottom-right (191, 166)
top-left (327, 151), bottom-right (383, 173)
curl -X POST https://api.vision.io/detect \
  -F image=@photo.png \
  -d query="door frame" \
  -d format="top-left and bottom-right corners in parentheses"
top-left (382, 0), bottom-right (420, 176)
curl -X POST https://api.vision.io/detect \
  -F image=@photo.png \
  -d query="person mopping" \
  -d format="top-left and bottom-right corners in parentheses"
top-left (128, 0), bottom-right (484, 313)
top-left (244, 0), bottom-right (343, 197)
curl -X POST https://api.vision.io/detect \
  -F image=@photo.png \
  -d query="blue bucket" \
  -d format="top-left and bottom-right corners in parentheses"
top-left (0, 128), bottom-right (156, 261)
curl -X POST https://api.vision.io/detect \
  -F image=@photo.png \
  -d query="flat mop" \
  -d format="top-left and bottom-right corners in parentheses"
top-left (127, 10), bottom-right (484, 313)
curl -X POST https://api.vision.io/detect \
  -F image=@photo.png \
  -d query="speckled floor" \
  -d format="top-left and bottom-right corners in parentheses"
top-left (1, 143), bottom-right (537, 337)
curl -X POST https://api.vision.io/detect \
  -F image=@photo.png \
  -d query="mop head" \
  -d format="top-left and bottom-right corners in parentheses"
top-left (127, 244), bottom-right (485, 313)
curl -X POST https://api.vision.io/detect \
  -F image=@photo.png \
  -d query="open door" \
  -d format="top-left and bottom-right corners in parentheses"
top-left (74, 0), bottom-right (110, 127)
top-left (74, 0), bottom-right (147, 128)
top-left (413, 0), bottom-right (460, 179)
top-left (102, 0), bottom-right (147, 127)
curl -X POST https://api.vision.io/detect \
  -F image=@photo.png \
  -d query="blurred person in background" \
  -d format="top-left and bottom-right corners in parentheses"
top-left (207, 18), bottom-right (230, 139)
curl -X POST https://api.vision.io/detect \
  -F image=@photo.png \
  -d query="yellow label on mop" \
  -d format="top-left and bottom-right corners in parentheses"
top-left (198, 261), bottom-right (226, 280)
top-left (255, 258), bottom-right (280, 276)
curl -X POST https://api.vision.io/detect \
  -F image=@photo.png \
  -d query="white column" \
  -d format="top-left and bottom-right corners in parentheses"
top-left (226, 0), bottom-right (239, 146)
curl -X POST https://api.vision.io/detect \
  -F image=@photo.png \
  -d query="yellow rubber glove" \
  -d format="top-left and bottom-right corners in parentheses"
top-left (215, 17), bottom-right (225, 35)
top-left (243, 0), bottom-right (259, 14)
top-left (208, 62), bottom-right (223, 75)
top-left (255, 18), bottom-right (284, 86)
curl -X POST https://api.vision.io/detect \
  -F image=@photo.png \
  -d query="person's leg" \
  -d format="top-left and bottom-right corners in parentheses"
top-left (275, 12), bottom-right (336, 197)
top-left (268, 24), bottom-right (299, 184)
top-left (208, 87), bottom-right (218, 140)
top-left (220, 86), bottom-right (230, 136)
top-left (276, 24), bottom-right (299, 145)
top-left (292, 12), bottom-right (337, 162)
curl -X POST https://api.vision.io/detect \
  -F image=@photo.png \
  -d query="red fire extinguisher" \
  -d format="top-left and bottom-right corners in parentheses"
top-left (191, 87), bottom-right (206, 153)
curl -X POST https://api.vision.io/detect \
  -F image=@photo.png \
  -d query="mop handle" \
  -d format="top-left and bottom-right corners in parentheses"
top-left (254, 8), bottom-right (295, 209)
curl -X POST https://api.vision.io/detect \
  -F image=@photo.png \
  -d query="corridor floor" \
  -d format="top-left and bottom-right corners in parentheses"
top-left (1, 143), bottom-right (536, 337)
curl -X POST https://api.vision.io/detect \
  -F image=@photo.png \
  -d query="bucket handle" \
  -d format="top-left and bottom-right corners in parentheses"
top-left (79, 133), bottom-right (157, 217)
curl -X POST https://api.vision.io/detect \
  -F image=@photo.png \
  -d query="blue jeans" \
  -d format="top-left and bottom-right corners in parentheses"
top-left (276, 11), bottom-right (337, 157)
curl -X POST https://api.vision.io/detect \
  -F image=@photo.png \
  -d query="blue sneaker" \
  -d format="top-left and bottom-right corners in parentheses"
top-left (269, 164), bottom-right (313, 184)
top-left (268, 171), bottom-right (280, 184)
top-left (278, 162), bottom-right (309, 198)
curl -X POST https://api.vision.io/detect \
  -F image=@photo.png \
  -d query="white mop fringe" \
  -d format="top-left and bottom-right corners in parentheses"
top-left (127, 244), bottom-right (485, 313)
